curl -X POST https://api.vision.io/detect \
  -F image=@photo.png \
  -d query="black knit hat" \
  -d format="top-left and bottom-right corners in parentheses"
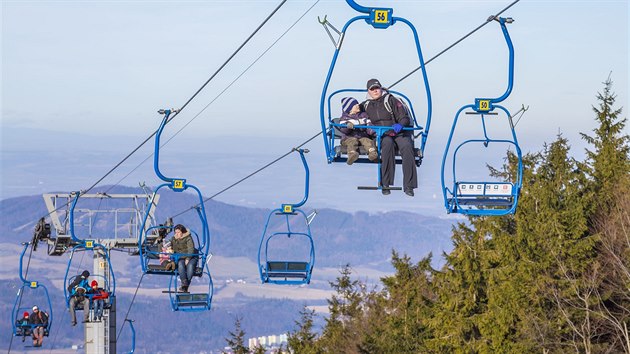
top-left (366, 78), bottom-right (382, 90)
top-left (81, 270), bottom-right (90, 278)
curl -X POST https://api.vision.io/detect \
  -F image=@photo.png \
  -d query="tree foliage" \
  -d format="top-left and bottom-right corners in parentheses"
top-left (224, 316), bottom-right (249, 354)
top-left (274, 78), bottom-right (630, 353)
top-left (287, 306), bottom-right (320, 354)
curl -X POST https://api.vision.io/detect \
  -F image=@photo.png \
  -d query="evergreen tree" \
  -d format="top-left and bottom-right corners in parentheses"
top-left (287, 306), bottom-right (320, 354)
top-left (317, 264), bottom-right (367, 353)
top-left (579, 77), bottom-right (630, 352)
top-left (224, 316), bottom-right (249, 354)
top-left (302, 80), bottom-right (630, 353)
top-left (477, 152), bottom-right (542, 352)
top-left (251, 343), bottom-right (266, 354)
top-left (360, 251), bottom-right (434, 353)
top-left (427, 221), bottom-right (489, 352)
top-left (513, 137), bottom-right (596, 352)
top-left (581, 76), bottom-right (630, 215)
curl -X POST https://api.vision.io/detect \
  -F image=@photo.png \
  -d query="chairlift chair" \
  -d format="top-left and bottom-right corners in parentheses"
top-left (318, 0), bottom-right (432, 191)
top-left (440, 17), bottom-right (523, 216)
top-left (138, 109), bottom-right (213, 311)
top-left (258, 149), bottom-right (316, 285)
top-left (11, 243), bottom-right (53, 339)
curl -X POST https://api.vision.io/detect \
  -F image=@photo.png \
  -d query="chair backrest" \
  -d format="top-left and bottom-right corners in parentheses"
top-left (456, 182), bottom-right (513, 197)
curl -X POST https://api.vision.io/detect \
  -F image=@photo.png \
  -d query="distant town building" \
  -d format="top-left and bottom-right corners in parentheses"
top-left (247, 333), bottom-right (288, 351)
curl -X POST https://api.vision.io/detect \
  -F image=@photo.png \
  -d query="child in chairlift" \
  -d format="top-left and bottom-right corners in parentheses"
top-left (16, 312), bottom-right (31, 340)
top-left (160, 241), bottom-right (176, 271)
top-left (89, 280), bottom-right (109, 321)
top-left (339, 97), bottom-right (378, 165)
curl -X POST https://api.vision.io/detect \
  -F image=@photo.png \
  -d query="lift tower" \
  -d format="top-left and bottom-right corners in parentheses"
top-left (38, 192), bottom-right (158, 354)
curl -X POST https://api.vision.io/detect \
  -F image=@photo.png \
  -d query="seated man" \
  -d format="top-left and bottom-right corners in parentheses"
top-left (29, 306), bottom-right (48, 347)
top-left (68, 270), bottom-right (91, 326)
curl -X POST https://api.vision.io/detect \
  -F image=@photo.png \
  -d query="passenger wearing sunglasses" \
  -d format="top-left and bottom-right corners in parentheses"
top-left (359, 78), bottom-right (417, 196)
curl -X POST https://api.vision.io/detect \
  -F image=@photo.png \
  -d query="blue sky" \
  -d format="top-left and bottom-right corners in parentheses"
top-left (2, 0), bottom-right (628, 216)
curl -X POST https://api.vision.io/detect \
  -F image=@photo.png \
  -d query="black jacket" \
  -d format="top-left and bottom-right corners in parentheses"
top-left (29, 311), bottom-right (48, 326)
top-left (360, 93), bottom-right (410, 127)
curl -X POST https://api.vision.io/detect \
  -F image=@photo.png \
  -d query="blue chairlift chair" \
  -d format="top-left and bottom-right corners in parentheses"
top-left (319, 0), bottom-right (432, 192)
top-left (258, 149), bottom-right (316, 285)
top-left (11, 243), bottom-right (53, 341)
top-left (138, 109), bottom-right (213, 311)
top-left (440, 17), bottom-right (523, 216)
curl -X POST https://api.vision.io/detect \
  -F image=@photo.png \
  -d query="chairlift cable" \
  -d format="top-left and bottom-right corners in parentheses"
top-left (7, 243), bottom-right (34, 353)
top-left (46, 309), bottom-right (67, 353)
top-left (12, 0), bottom-right (527, 349)
top-left (388, 0), bottom-right (521, 90)
top-left (26, 0), bottom-right (290, 225)
top-left (42, 248), bottom-right (87, 352)
top-left (88, 197), bottom-right (105, 237)
top-left (28, 0), bottom-right (511, 225)
top-left (116, 273), bottom-right (145, 341)
top-left (170, 131), bottom-right (322, 219)
top-left (103, 0), bottom-right (321, 197)
top-left (169, 0), bottom-right (522, 217)
top-left (85, 0), bottom-right (288, 197)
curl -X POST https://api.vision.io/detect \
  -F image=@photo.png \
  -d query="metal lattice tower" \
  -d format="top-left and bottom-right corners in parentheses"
top-left (40, 193), bottom-right (158, 354)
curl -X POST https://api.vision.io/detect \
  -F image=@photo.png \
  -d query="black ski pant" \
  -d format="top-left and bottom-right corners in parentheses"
top-left (380, 135), bottom-right (417, 190)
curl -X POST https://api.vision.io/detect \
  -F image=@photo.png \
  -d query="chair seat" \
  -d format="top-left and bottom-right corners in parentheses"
top-left (15, 328), bottom-right (32, 336)
top-left (176, 293), bottom-right (210, 307)
top-left (450, 197), bottom-right (513, 206)
top-left (146, 264), bottom-right (202, 276)
top-left (146, 264), bottom-right (176, 275)
top-left (266, 272), bottom-right (308, 279)
top-left (265, 261), bottom-right (309, 279)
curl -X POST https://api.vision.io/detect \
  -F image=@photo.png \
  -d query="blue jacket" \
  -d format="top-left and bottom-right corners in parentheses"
top-left (70, 278), bottom-right (90, 297)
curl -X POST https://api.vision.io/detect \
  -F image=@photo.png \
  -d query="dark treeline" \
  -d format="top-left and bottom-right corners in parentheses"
top-left (225, 78), bottom-right (630, 353)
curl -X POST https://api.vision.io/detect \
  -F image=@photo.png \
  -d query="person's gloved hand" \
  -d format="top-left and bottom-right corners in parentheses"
top-left (392, 123), bottom-right (403, 134)
top-left (346, 122), bottom-right (354, 129)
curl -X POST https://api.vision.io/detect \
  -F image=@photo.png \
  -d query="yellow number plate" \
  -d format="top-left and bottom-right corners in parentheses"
top-left (283, 205), bottom-right (293, 213)
top-left (30, 281), bottom-right (38, 288)
top-left (173, 180), bottom-right (184, 189)
top-left (374, 10), bottom-right (388, 23)
top-left (478, 100), bottom-right (491, 111)
top-left (85, 240), bottom-right (94, 248)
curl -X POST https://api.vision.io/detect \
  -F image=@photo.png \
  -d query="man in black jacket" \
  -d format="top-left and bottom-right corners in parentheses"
top-left (29, 306), bottom-right (48, 347)
top-left (360, 78), bottom-right (417, 196)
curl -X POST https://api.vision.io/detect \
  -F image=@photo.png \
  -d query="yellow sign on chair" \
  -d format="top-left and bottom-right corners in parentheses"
top-left (30, 281), bottom-right (38, 288)
top-left (173, 179), bottom-right (185, 190)
top-left (478, 100), bottom-right (491, 111)
top-left (85, 240), bottom-right (94, 248)
top-left (374, 10), bottom-right (388, 24)
top-left (283, 205), bottom-right (293, 213)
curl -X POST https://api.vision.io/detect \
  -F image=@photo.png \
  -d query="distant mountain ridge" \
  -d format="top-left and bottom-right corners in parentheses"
top-left (0, 185), bottom-right (454, 269)
top-left (0, 186), bottom-right (455, 351)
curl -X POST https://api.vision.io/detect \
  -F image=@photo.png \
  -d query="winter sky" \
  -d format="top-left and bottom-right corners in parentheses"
top-left (2, 0), bottom-right (628, 217)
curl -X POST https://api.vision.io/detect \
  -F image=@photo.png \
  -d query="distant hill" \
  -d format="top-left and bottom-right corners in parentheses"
top-left (0, 185), bottom-right (454, 268)
top-left (0, 187), bottom-right (455, 352)
top-left (0, 277), bottom-right (323, 352)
